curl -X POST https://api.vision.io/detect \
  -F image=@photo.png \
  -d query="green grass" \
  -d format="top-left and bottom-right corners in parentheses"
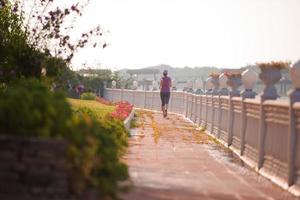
top-left (68, 98), bottom-right (115, 120)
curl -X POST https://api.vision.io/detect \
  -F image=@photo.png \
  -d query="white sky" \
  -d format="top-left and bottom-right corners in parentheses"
top-left (70, 0), bottom-right (300, 70)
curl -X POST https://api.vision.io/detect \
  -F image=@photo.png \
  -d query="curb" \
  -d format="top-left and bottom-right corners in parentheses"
top-left (123, 109), bottom-right (135, 132)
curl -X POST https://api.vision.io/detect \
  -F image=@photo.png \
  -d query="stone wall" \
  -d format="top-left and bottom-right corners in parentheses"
top-left (0, 135), bottom-right (71, 200)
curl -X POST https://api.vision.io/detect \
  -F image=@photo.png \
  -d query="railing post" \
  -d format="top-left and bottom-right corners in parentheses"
top-left (151, 91), bottom-right (154, 109)
top-left (198, 95), bottom-right (202, 126)
top-left (287, 61), bottom-right (300, 186)
top-left (194, 95), bottom-right (197, 122)
top-left (182, 92), bottom-right (185, 115)
top-left (227, 96), bottom-right (234, 146)
top-left (240, 68), bottom-right (258, 155)
top-left (204, 94), bottom-right (209, 129)
top-left (192, 95), bottom-right (195, 122)
top-left (190, 94), bottom-right (194, 120)
top-left (144, 90), bottom-right (147, 108)
top-left (217, 95), bottom-right (221, 138)
top-left (287, 91), bottom-right (300, 186)
top-left (185, 93), bottom-right (189, 117)
top-left (227, 74), bottom-right (242, 146)
top-left (210, 95), bottom-right (215, 134)
top-left (257, 63), bottom-right (282, 169)
top-left (194, 95), bottom-right (198, 123)
top-left (258, 98), bottom-right (266, 169)
top-left (240, 98), bottom-right (246, 155)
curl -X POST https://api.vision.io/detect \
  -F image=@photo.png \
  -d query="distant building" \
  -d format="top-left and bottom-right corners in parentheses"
top-left (126, 69), bottom-right (160, 90)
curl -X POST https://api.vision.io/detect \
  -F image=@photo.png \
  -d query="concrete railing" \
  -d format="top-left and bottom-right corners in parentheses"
top-left (104, 87), bottom-right (300, 196)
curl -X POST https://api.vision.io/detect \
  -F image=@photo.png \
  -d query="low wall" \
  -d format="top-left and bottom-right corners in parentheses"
top-left (104, 88), bottom-right (300, 196)
top-left (0, 135), bottom-right (71, 200)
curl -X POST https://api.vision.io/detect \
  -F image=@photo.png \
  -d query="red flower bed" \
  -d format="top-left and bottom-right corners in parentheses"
top-left (111, 101), bottom-right (133, 121)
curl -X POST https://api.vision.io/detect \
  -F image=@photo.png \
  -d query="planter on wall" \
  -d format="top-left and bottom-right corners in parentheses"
top-left (258, 63), bottom-right (286, 100)
top-left (226, 73), bottom-right (242, 97)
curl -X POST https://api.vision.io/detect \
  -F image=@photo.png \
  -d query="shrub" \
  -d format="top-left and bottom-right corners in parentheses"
top-left (68, 107), bottom-right (128, 199)
top-left (0, 79), bottom-right (129, 199)
top-left (0, 78), bottom-right (72, 137)
top-left (81, 92), bottom-right (96, 100)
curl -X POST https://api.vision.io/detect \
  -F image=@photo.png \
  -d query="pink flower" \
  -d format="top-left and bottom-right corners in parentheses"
top-left (110, 101), bottom-right (133, 121)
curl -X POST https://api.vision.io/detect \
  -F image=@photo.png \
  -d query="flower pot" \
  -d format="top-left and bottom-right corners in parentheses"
top-left (226, 75), bottom-right (242, 97)
top-left (259, 66), bottom-right (282, 100)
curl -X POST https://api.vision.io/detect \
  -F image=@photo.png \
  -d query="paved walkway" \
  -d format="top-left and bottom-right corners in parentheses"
top-left (120, 110), bottom-right (297, 200)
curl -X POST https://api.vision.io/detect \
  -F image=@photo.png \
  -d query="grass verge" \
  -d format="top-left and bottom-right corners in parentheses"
top-left (68, 98), bottom-right (115, 120)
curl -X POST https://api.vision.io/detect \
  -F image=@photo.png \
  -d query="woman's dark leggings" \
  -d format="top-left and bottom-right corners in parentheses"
top-left (160, 92), bottom-right (170, 108)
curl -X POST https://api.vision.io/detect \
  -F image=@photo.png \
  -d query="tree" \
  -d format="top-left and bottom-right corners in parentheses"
top-left (0, 3), bottom-right (43, 82)
top-left (0, 0), bottom-right (106, 83)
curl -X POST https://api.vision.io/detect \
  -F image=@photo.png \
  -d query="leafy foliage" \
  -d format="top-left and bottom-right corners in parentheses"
top-left (0, 78), bottom-right (71, 137)
top-left (0, 79), bottom-right (129, 199)
top-left (67, 108), bottom-right (129, 199)
top-left (0, 4), bottom-right (44, 82)
top-left (0, 0), bottom-right (106, 83)
top-left (11, 0), bottom-right (105, 62)
top-left (52, 68), bottom-right (115, 98)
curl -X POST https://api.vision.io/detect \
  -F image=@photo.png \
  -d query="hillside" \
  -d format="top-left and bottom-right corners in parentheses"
top-left (119, 64), bottom-right (221, 82)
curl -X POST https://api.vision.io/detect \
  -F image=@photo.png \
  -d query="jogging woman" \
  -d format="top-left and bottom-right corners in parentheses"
top-left (160, 70), bottom-right (172, 117)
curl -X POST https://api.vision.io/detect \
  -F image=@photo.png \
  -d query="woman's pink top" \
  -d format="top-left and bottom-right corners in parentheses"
top-left (160, 76), bottom-right (171, 92)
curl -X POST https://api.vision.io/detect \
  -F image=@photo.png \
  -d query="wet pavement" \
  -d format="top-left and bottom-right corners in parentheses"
top-left (120, 110), bottom-right (297, 200)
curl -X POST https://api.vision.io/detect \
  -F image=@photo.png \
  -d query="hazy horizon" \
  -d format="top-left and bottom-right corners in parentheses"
top-left (69, 0), bottom-right (300, 70)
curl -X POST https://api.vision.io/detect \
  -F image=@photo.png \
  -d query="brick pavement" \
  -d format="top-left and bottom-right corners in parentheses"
top-left (120, 110), bottom-right (297, 200)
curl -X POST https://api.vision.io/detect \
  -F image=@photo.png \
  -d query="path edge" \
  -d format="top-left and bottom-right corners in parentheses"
top-left (124, 109), bottom-right (135, 132)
